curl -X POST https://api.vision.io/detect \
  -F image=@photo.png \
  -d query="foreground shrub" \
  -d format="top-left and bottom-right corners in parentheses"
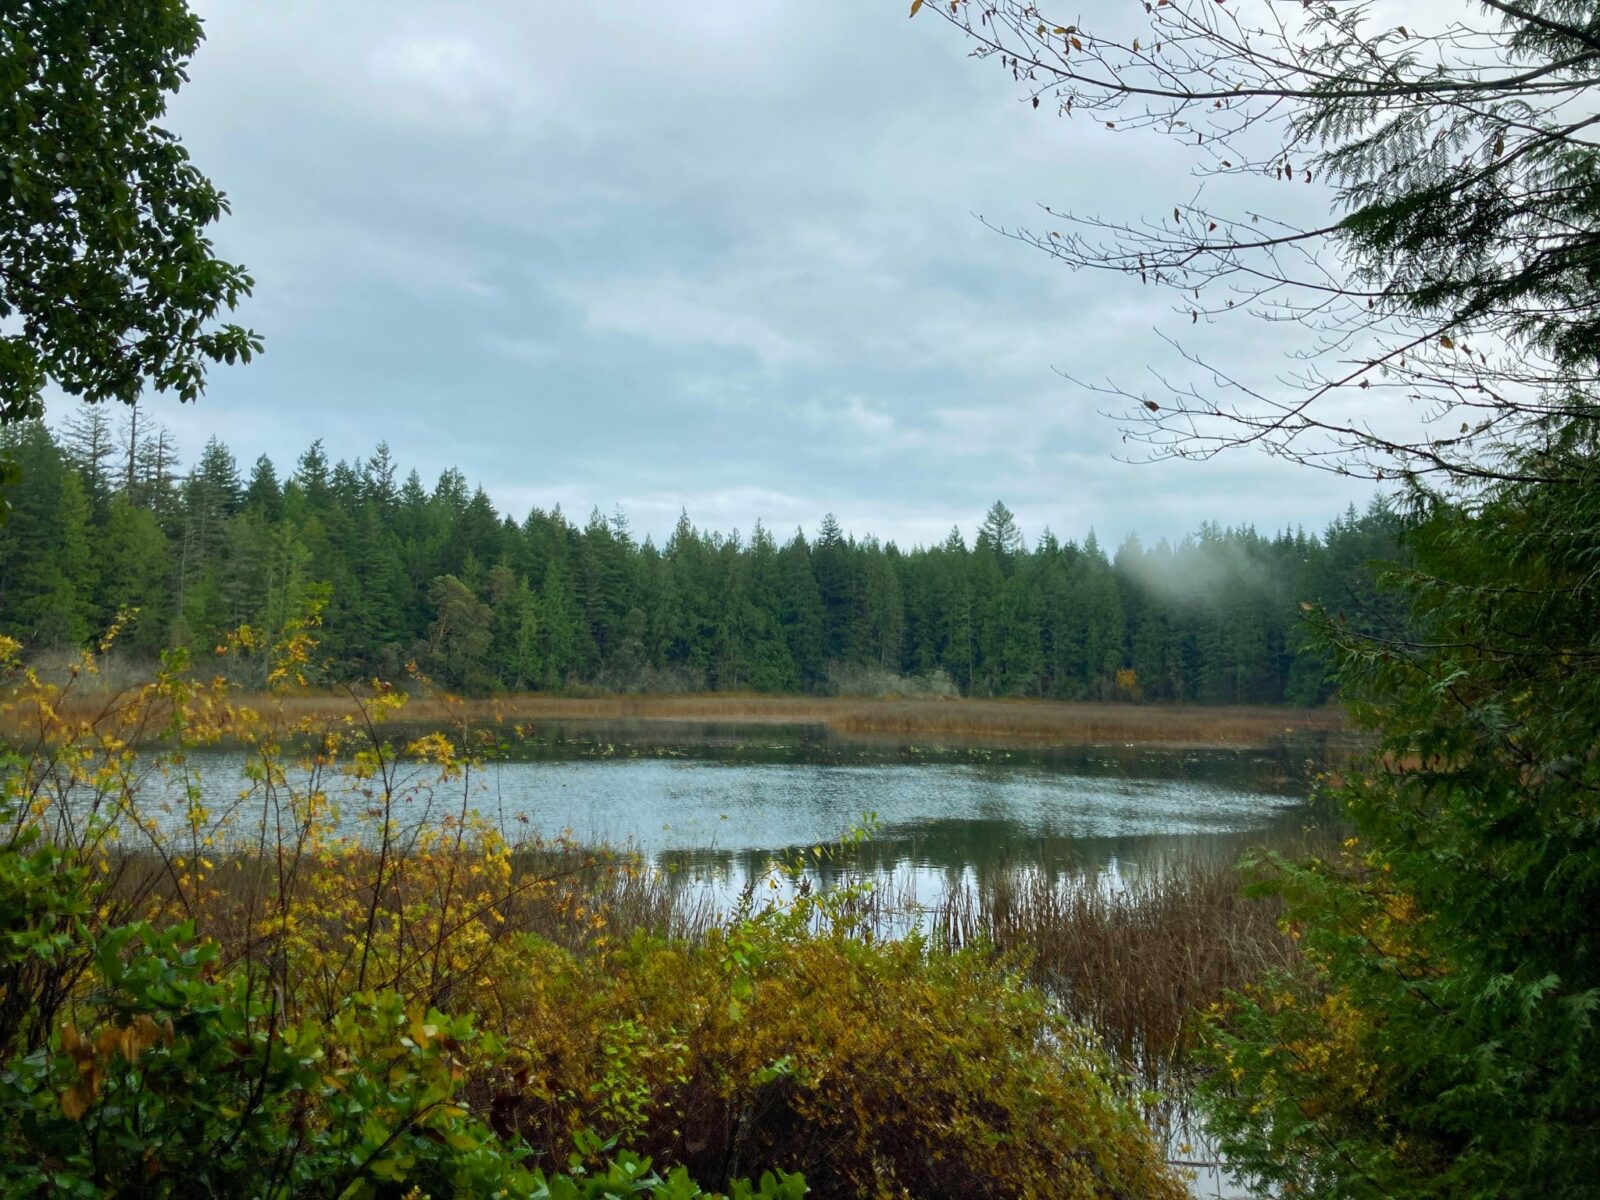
top-left (0, 837), bottom-right (803, 1199)
top-left (490, 905), bottom-right (1185, 1200)
top-left (2, 919), bottom-right (519, 1197)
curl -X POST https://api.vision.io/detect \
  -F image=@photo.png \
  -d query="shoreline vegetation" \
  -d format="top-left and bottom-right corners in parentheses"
top-left (15, 688), bottom-right (1350, 753)
top-left (300, 694), bottom-right (1349, 751)
top-left (0, 652), bottom-right (1217, 1197)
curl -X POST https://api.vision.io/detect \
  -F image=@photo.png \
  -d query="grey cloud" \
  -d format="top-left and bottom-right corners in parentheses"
top-left (107, 1), bottom-right (1391, 551)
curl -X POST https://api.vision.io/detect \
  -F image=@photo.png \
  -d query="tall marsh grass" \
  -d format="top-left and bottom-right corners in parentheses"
top-left (935, 842), bottom-right (1316, 1086)
top-left (14, 684), bottom-right (1350, 751)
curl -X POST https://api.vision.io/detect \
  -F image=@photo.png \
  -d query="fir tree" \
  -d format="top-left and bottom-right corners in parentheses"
top-left (59, 405), bottom-right (117, 510)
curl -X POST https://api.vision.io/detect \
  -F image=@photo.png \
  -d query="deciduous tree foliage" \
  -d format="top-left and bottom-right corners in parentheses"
top-left (0, 3), bottom-right (258, 424)
top-left (0, 419), bottom-right (1398, 702)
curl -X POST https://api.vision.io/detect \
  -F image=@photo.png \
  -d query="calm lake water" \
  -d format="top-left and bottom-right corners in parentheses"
top-left (166, 720), bottom-right (1329, 899)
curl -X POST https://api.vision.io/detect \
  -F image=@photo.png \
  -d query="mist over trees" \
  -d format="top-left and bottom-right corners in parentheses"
top-left (0, 413), bottom-right (1398, 703)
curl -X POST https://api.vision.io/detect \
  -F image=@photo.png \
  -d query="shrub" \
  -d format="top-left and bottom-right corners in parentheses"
top-left (490, 905), bottom-right (1185, 1200)
top-left (823, 662), bottom-right (959, 699)
top-left (1, 918), bottom-right (526, 1198)
top-left (0, 808), bottom-right (93, 1056)
top-left (0, 855), bottom-right (802, 1198)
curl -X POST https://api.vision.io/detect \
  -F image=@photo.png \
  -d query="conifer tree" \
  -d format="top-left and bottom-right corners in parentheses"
top-left (59, 406), bottom-right (117, 510)
top-left (0, 425), bottom-right (95, 645)
top-left (133, 425), bottom-right (180, 522)
top-left (242, 455), bottom-right (283, 521)
top-left (977, 500), bottom-right (1023, 564)
top-left (95, 498), bottom-right (171, 655)
top-left (778, 531), bottom-right (828, 690)
top-left (294, 440), bottom-right (332, 510)
top-left (745, 521), bottom-right (800, 692)
top-left (363, 442), bottom-right (399, 516)
top-left (537, 555), bottom-right (581, 690)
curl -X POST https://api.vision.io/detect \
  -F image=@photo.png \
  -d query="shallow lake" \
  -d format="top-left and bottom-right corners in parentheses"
top-left (163, 720), bottom-right (1330, 901)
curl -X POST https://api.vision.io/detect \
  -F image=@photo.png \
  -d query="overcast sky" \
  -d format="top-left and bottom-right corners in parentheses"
top-left (94, 1), bottom-right (1382, 550)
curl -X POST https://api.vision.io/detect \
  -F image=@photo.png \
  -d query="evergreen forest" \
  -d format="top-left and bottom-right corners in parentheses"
top-left (1, 413), bottom-right (1398, 703)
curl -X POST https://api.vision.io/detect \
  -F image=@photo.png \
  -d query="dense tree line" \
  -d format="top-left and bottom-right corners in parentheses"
top-left (0, 413), bottom-right (1399, 703)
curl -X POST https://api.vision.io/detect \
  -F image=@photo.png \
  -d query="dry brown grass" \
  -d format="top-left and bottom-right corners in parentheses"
top-left (932, 837), bottom-right (1322, 1087)
top-left (822, 698), bottom-right (1344, 749)
top-left (68, 691), bottom-right (1347, 751)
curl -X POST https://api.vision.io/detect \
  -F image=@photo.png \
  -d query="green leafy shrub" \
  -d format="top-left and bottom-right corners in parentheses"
top-left (490, 908), bottom-right (1185, 1200)
top-left (1, 916), bottom-right (528, 1197)
top-left (0, 827), bottom-right (801, 1199)
top-left (0, 808), bottom-right (93, 1056)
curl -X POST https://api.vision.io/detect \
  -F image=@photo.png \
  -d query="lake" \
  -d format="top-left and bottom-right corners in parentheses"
top-left (164, 719), bottom-right (1328, 903)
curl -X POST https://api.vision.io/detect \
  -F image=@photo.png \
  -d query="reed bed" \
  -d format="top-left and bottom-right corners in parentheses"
top-left (822, 699), bottom-right (1344, 749)
top-left (20, 688), bottom-right (1349, 751)
top-left (931, 834), bottom-right (1332, 1088)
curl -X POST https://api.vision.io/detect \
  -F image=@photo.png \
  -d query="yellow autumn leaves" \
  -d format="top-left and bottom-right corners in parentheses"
top-left (58, 1016), bottom-right (175, 1121)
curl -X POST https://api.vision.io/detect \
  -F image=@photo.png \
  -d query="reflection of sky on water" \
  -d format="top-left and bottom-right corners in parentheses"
top-left (490, 758), bottom-right (1294, 850)
top-left (158, 744), bottom-right (1314, 893)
